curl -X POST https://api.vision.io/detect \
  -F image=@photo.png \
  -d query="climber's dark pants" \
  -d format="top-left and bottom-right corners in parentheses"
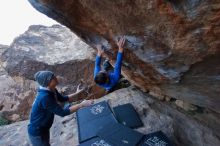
top-left (103, 59), bottom-right (112, 71)
top-left (107, 78), bottom-right (128, 93)
top-left (28, 132), bottom-right (50, 146)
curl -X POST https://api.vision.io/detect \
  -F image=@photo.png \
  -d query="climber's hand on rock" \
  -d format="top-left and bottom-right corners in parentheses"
top-left (117, 37), bottom-right (125, 52)
top-left (80, 99), bottom-right (94, 108)
top-left (96, 44), bottom-right (104, 56)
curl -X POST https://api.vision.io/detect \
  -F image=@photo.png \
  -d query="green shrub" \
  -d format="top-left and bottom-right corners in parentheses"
top-left (0, 116), bottom-right (9, 126)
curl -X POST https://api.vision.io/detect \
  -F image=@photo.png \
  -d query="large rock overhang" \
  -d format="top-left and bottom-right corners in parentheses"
top-left (28, 0), bottom-right (220, 113)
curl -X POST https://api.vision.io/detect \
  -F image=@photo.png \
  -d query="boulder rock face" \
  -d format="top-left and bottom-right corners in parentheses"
top-left (0, 87), bottom-right (220, 146)
top-left (0, 25), bottom-right (105, 122)
top-left (28, 0), bottom-right (220, 113)
top-left (0, 45), bottom-right (8, 76)
top-left (1, 24), bottom-right (95, 80)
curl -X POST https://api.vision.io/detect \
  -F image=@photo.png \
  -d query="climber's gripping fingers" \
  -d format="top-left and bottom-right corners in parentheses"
top-left (117, 37), bottom-right (126, 53)
top-left (96, 44), bottom-right (104, 57)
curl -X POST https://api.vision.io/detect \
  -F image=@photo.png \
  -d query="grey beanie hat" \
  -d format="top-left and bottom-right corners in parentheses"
top-left (34, 71), bottom-right (55, 87)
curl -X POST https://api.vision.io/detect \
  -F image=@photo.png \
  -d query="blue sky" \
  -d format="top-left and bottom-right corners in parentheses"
top-left (0, 0), bottom-right (58, 45)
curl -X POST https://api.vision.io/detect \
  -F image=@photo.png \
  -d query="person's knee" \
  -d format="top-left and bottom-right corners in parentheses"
top-left (28, 133), bottom-right (50, 146)
top-left (28, 134), bottom-right (43, 146)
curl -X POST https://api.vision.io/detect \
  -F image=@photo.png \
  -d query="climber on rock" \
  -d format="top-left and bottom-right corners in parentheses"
top-left (28, 71), bottom-right (94, 146)
top-left (94, 37), bottom-right (126, 93)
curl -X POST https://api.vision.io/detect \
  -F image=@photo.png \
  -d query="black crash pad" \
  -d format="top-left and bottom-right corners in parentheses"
top-left (76, 101), bottom-right (117, 143)
top-left (79, 137), bottom-right (112, 146)
top-left (113, 103), bottom-right (143, 128)
top-left (97, 123), bottom-right (144, 146)
top-left (140, 131), bottom-right (175, 146)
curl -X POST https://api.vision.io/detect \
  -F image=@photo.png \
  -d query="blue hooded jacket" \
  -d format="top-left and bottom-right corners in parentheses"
top-left (94, 52), bottom-right (123, 91)
top-left (28, 88), bottom-right (70, 136)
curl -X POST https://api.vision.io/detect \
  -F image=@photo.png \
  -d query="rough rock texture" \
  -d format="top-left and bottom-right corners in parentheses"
top-left (0, 45), bottom-right (8, 55)
top-left (1, 24), bottom-right (95, 80)
top-left (0, 25), bottom-right (105, 122)
top-left (0, 74), bottom-right (36, 121)
top-left (0, 45), bottom-right (9, 75)
top-left (0, 87), bottom-right (219, 146)
top-left (28, 0), bottom-right (220, 113)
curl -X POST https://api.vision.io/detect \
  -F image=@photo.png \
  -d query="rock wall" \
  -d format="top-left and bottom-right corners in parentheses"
top-left (28, 0), bottom-right (220, 113)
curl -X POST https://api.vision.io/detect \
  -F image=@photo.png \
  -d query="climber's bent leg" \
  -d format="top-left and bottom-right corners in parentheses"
top-left (103, 59), bottom-right (112, 71)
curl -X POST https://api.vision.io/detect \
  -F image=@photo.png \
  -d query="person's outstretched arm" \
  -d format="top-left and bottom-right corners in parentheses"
top-left (54, 85), bottom-right (84, 103)
top-left (69, 99), bottom-right (94, 113)
top-left (67, 84), bottom-right (85, 102)
top-left (94, 45), bottom-right (104, 77)
top-left (43, 96), bottom-right (94, 117)
top-left (113, 37), bottom-right (125, 81)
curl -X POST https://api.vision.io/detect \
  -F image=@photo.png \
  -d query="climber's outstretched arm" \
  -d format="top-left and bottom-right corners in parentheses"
top-left (94, 45), bottom-right (104, 77)
top-left (113, 37), bottom-right (125, 80)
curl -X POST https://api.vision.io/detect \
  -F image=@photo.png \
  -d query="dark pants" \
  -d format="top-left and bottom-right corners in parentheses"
top-left (28, 132), bottom-right (50, 146)
top-left (103, 59), bottom-right (112, 71)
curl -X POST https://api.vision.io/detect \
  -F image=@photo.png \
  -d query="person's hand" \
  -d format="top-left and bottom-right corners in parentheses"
top-left (80, 99), bottom-right (94, 108)
top-left (76, 83), bottom-right (84, 93)
top-left (69, 99), bottom-right (94, 113)
top-left (117, 37), bottom-right (125, 52)
top-left (96, 44), bottom-right (104, 56)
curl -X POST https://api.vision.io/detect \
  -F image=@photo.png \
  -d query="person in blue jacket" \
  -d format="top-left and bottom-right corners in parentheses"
top-left (28, 71), bottom-right (94, 146)
top-left (94, 37), bottom-right (125, 92)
